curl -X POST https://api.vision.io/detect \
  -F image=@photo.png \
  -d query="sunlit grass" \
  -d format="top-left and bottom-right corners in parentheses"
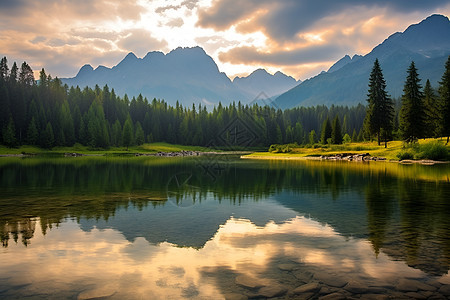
top-left (0, 142), bottom-right (212, 156)
top-left (245, 138), bottom-right (450, 161)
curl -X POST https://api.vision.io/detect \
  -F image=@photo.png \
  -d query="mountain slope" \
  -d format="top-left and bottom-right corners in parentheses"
top-left (275, 14), bottom-right (450, 109)
top-left (63, 47), bottom-right (298, 107)
top-left (233, 69), bottom-right (300, 99)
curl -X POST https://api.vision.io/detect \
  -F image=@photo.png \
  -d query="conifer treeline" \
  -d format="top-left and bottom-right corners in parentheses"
top-left (364, 56), bottom-right (450, 146)
top-left (0, 56), bottom-right (368, 149)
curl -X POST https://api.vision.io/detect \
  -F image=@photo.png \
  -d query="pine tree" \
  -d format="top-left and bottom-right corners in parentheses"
top-left (309, 130), bottom-right (317, 145)
top-left (351, 129), bottom-right (358, 142)
top-left (122, 116), bottom-right (133, 150)
top-left (320, 117), bottom-right (332, 144)
top-left (3, 117), bottom-right (16, 147)
top-left (439, 56), bottom-right (450, 144)
top-left (399, 61), bottom-right (426, 143)
top-left (423, 79), bottom-right (439, 138)
top-left (26, 117), bottom-right (38, 145)
top-left (42, 122), bottom-right (54, 149)
top-left (0, 57), bottom-right (9, 80)
top-left (19, 62), bottom-right (35, 86)
top-left (364, 59), bottom-right (394, 147)
top-left (135, 121), bottom-right (145, 145)
top-left (331, 116), bottom-right (343, 144)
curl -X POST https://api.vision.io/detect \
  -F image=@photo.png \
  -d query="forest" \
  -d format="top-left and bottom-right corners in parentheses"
top-left (0, 56), bottom-right (449, 150)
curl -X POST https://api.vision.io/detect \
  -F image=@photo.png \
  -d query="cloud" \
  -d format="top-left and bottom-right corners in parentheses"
top-left (166, 18), bottom-right (185, 28)
top-left (118, 29), bottom-right (168, 57)
top-left (219, 44), bottom-right (345, 66)
top-left (197, 0), bottom-right (450, 44)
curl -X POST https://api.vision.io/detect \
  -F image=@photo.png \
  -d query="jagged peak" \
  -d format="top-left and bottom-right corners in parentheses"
top-left (76, 64), bottom-right (94, 77)
top-left (143, 51), bottom-right (165, 60)
top-left (123, 52), bottom-right (138, 60)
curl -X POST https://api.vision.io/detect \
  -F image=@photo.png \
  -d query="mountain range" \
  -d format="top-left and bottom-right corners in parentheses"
top-left (62, 47), bottom-right (300, 107)
top-left (63, 14), bottom-right (450, 109)
top-left (275, 14), bottom-right (450, 108)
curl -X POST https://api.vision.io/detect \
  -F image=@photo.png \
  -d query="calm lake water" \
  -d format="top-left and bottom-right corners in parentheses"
top-left (1, 155), bottom-right (450, 299)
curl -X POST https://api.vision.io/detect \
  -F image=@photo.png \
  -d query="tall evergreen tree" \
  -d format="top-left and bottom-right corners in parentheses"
top-left (320, 117), bottom-right (332, 144)
top-left (135, 121), bottom-right (145, 145)
top-left (0, 57), bottom-right (9, 80)
top-left (41, 122), bottom-right (54, 149)
top-left (331, 116), bottom-right (343, 144)
top-left (19, 62), bottom-right (35, 86)
top-left (364, 59), bottom-right (394, 147)
top-left (423, 79), bottom-right (439, 138)
top-left (3, 117), bottom-right (16, 147)
top-left (26, 117), bottom-right (39, 145)
top-left (439, 56), bottom-right (450, 144)
top-left (309, 130), bottom-right (317, 145)
top-left (399, 61), bottom-right (426, 143)
top-left (122, 116), bottom-right (133, 150)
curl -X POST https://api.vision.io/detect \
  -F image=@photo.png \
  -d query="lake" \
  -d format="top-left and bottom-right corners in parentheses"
top-left (1, 155), bottom-right (450, 299)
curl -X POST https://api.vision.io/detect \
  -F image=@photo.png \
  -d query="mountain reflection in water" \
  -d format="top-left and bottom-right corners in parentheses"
top-left (0, 156), bottom-right (450, 298)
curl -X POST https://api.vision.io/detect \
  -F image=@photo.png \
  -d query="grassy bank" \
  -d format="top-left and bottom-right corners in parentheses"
top-left (244, 139), bottom-right (450, 161)
top-left (0, 142), bottom-right (213, 156)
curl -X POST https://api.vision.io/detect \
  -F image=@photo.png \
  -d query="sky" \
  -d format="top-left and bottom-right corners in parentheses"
top-left (0, 0), bottom-right (449, 81)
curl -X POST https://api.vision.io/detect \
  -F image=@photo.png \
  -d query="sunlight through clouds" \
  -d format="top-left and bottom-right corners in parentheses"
top-left (0, 0), bottom-right (449, 80)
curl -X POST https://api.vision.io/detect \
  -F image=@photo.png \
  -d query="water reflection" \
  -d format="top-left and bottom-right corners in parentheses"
top-left (1, 156), bottom-right (450, 297)
top-left (1, 216), bottom-right (448, 299)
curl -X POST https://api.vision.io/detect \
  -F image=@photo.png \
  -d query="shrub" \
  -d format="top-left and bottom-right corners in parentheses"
top-left (397, 149), bottom-right (415, 160)
top-left (343, 133), bottom-right (352, 144)
top-left (417, 141), bottom-right (449, 161)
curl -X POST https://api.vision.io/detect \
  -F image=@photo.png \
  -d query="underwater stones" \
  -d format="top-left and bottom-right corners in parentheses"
top-left (359, 294), bottom-right (390, 300)
top-left (292, 270), bottom-right (314, 283)
top-left (314, 273), bottom-right (347, 288)
top-left (439, 284), bottom-right (450, 295)
top-left (277, 263), bottom-right (297, 271)
top-left (256, 285), bottom-right (288, 297)
top-left (293, 282), bottom-right (321, 294)
top-left (344, 280), bottom-right (367, 294)
top-left (318, 292), bottom-right (347, 300)
top-left (223, 293), bottom-right (248, 300)
top-left (235, 275), bottom-right (265, 289)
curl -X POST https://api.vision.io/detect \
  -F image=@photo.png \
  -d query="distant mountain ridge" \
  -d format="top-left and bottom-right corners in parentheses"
top-left (275, 14), bottom-right (450, 109)
top-left (62, 46), bottom-right (298, 107)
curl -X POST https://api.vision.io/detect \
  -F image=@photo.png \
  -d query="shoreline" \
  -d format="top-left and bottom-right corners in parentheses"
top-left (241, 154), bottom-right (450, 165)
top-left (0, 151), bottom-right (251, 158)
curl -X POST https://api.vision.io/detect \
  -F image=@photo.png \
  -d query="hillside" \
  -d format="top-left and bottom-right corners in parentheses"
top-left (275, 14), bottom-right (450, 109)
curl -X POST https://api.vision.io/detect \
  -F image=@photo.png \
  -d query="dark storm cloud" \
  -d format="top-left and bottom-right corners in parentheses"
top-left (198, 0), bottom-right (449, 42)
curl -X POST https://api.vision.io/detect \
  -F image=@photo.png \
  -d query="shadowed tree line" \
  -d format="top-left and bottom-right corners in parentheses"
top-left (0, 56), bottom-right (368, 149)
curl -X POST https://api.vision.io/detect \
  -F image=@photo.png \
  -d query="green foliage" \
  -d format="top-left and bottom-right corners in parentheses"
top-left (397, 141), bottom-right (449, 161)
top-left (439, 56), bottom-right (450, 144)
top-left (416, 141), bottom-right (449, 160)
top-left (364, 59), bottom-right (394, 146)
top-left (399, 61), bottom-right (426, 142)
top-left (269, 143), bottom-right (294, 153)
top-left (26, 117), bottom-right (38, 145)
top-left (309, 129), bottom-right (317, 145)
top-left (331, 116), bottom-right (342, 144)
top-left (135, 121), bottom-right (145, 146)
top-left (41, 122), bottom-right (54, 149)
top-left (351, 129), bottom-right (357, 142)
top-left (320, 118), bottom-right (332, 144)
top-left (2, 118), bottom-right (16, 148)
top-left (423, 79), bottom-right (439, 138)
top-left (122, 117), bottom-right (133, 150)
top-left (343, 133), bottom-right (351, 144)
